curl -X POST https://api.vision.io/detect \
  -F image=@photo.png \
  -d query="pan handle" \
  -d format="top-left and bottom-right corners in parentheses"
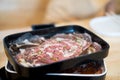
top-left (31, 23), bottom-right (55, 31)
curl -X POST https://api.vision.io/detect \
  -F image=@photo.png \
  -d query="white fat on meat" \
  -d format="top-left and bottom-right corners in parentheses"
top-left (19, 49), bottom-right (25, 53)
top-left (56, 38), bottom-right (64, 41)
top-left (46, 52), bottom-right (53, 58)
top-left (63, 46), bottom-right (78, 57)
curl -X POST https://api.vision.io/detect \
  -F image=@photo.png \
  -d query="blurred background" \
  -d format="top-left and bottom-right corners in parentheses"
top-left (0, 0), bottom-right (120, 30)
top-left (0, 1), bottom-right (120, 79)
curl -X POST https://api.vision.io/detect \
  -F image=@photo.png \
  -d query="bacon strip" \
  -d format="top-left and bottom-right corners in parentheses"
top-left (14, 33), bottom-right (101, 67)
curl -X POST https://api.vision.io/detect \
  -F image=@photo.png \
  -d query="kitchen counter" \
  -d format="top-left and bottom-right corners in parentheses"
top-left (0, 19), bottom-right (120, 80)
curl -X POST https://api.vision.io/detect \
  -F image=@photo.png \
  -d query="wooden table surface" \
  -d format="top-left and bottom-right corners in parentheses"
top-left (0, 19), bottom-right (120, 80)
